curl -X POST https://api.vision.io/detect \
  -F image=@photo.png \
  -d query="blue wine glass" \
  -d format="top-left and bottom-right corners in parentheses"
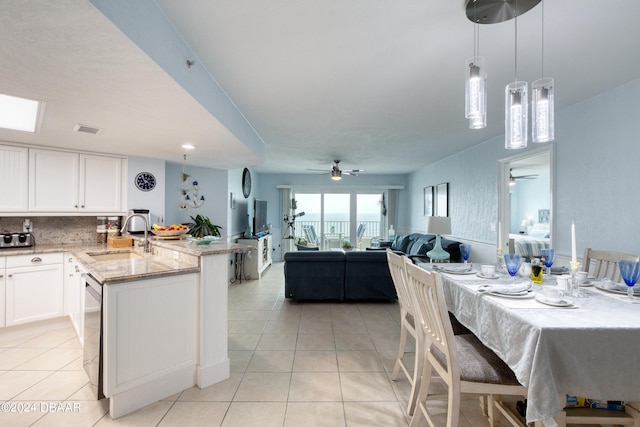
top-left (459, 244), bottom-right (471, 264)
top-left (540, 248), bottom-right (556, 278)
top-left (619, 260), bottom-right (640, 300)
top-left (504, 254), bottom-right (521, 283)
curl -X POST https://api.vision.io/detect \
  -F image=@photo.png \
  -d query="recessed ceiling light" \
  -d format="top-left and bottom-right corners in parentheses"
top-left (181, 143), bottom-right (196, 150)
top-left (0, 93), bottom-right (45, 133)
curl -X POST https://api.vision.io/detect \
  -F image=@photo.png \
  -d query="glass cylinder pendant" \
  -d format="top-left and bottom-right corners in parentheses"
top-left (465, 56), bottom-right (486, 124)
top-left (505, 81), bottom-right (528, 149)
top-left (532, 78), bottom-right (554, 143)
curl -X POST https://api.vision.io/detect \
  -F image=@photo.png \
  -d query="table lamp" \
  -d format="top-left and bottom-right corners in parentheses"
top-left (426, 216), bottom-right (451, 261)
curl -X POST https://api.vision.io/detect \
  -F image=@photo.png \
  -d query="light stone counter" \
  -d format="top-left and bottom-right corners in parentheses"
top-left (0, 237), bottom-right (255, 285)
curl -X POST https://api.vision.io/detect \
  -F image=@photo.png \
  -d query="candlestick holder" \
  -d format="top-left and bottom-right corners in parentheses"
top-left (497, 248), bottom-right (505, 275)
top-left (569, 262), bottom-right (587, 298)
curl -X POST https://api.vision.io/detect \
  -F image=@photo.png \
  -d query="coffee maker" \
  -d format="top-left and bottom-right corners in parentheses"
top-left (126, 209), bottom-right (151, 234)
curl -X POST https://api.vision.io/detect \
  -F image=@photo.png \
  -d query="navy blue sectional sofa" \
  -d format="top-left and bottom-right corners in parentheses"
top-left (377, 233), bottom-right (462, 263)
top-left (284, 250), bottom-right (396, 302)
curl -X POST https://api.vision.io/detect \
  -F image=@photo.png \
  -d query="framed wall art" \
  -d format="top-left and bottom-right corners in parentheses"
top-left (424, 186), bottom-right (434, 216)
top-left (435, 182), bottom-right (449, 217)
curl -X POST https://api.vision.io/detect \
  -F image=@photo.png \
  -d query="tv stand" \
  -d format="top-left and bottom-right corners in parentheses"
top-left (237, 234), bottom-right (272, 279)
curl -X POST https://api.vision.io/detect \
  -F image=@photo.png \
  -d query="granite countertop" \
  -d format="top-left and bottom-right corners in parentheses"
top-left (0, 236), bottom-right (256, 285)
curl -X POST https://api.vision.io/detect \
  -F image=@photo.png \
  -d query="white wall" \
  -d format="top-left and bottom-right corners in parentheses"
top-left (407, 78), bottom-right (640, 263)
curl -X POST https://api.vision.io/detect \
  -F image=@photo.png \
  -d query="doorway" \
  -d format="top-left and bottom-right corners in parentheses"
top-left (498, 145), bottom-right (554, 257)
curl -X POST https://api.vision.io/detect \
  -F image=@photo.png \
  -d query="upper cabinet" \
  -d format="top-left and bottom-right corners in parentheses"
top-left (28, 148), bottom-right (126, 214)
top-left (0, 145), bottom-right (29, 212)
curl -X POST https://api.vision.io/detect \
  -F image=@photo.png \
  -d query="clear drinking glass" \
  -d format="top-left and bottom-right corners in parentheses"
top-left (619, 260), bottom-right (640, 300)
top-left (504, 254), bottom-right (521, 283)
top-left (460, 244), bottom-right (471, 264)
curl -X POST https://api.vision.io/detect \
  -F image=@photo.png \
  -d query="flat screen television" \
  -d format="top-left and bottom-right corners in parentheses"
top-left (253, 199), bottom-right (269, 236)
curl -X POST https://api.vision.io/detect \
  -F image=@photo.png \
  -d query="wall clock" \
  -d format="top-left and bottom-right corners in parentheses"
top-left (242, 168), bottom-right (251, 198)
top-left (135, 172), bottom-right (156, 192)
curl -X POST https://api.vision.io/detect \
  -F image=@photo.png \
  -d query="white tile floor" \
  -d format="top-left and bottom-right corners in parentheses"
top-left (0, 261), bottom-right (527, 426)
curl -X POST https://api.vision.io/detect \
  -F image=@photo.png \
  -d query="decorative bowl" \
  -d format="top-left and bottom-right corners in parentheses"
top-left (151, 228), bottom-right (189, 237)
top-left (187, 236), bottom-right (222, 245)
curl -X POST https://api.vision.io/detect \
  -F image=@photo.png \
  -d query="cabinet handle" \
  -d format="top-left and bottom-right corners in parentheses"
top-left (8, 274), bottom-right (12, 278)
top-left (31, 257), bottom-right (42, 263)
top-left (0, 274), bottom-right (3, 278)
top-left (68, 257), bottom-right (73, 262)
top-left (75, 205), bottom-right (78, 208)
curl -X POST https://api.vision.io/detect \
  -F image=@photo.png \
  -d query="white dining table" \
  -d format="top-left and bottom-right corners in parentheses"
top-left (419, 263), bottom-right (640, 426)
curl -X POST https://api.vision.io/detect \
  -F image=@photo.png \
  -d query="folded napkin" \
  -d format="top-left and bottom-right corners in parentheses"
top-left (477, 282), bottom-right (532, 296)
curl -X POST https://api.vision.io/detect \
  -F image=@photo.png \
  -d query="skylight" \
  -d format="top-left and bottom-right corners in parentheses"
top-left (0, 93), bottom-right (44, 133)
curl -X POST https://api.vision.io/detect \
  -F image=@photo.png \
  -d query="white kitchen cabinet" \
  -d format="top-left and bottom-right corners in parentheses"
top-left (64, 254), bottom-right (85, 342)
top-left (6, 253), bottom-right (64, 327)
top-left (29, 148), bottom-right (125, 214)
top-left (0, 257), bottom-right (6, 328)
top-left (237, 234), bottom-right (272, 279)
top-left (0, 145), bottom-right (29, 212)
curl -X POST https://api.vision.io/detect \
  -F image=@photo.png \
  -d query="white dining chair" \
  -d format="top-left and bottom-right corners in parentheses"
top-left (386, 250), bottom-right (422, 414)
top-left (387, 250), bottom-right (474, 415)
top-left (582, 248), bottom-right (638, 282)
top-left (404, 258), bottom-right (526, 427)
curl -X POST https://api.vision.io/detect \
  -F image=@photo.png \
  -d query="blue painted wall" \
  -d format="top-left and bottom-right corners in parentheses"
top-left (407, 78), bottom-right (640, 261)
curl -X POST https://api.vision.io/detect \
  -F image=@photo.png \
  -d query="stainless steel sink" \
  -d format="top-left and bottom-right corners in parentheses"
top-left (87, 252), bottom-right (143, 261)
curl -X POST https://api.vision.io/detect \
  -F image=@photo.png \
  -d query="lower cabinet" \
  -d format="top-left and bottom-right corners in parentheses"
top-left (64, 254), bottom-right (86, 343)
top-left (0, 258), bottom-right (6, 328)
top-left (237, 234), bottom-right (273, 279)
top-left (5, 253), bottom-right (64, 327)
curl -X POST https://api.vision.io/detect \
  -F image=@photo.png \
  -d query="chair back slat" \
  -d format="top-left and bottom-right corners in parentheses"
top-left (404, 259), bottom-right (458, 385)
top-left (583, 248), bottom-right (639, 282)
top-left (386, 250), bottom-right (413, 315)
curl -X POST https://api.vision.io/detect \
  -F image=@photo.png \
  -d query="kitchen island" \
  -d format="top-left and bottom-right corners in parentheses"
top-left (74, 238), bottom-right (254, 419)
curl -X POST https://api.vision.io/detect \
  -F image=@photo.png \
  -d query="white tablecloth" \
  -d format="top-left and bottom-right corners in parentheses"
top-left (428, 266), bottom-right (640, 424)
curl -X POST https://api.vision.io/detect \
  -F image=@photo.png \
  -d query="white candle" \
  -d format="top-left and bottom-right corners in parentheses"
top-left (498, 221), bottom-right (502, 251)
top-left (571, 221), bottom-right (577, 263)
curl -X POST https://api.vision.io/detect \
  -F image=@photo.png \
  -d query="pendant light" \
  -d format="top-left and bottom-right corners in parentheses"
top-left (465, 0), bottom-right (487, 129)
top-left (505, 2), bottom-right (528, 150)
top-left (532, 0), bottom-right (554, 143)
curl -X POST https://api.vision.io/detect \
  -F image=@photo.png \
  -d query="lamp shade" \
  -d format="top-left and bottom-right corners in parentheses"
top-left (532, 77), bottom-right (554, 143)
top-left (465, 56), bottom-right (486, 124)
top-left (505, 81), bottom-right (528, 149)
top-left (426, 216), bottom-right (451, 235)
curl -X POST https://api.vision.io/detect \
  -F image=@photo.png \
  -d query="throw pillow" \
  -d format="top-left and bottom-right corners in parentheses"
top-left (391, 235), bottom-right (410, 253)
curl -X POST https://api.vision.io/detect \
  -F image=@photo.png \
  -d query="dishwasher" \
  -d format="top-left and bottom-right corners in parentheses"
top-left (83, 273), bottom-right (105, 400)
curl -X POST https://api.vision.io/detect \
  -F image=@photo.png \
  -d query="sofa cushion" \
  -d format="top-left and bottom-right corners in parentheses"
top-left (391, 235), bottom-right (410, 253)
top-left (344, 251), bottom-right (397, 301)
top-left (284, 251), bottom-right (346, 301)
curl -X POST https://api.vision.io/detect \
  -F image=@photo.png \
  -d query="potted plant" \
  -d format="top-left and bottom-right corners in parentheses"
top-left (342, 241), bottom-right (354, 251)
top-left (187, 214), bottom-right (222, 238)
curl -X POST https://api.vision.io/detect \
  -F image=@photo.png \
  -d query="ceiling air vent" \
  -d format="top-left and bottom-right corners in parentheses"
top-left (73, 124), bottom-right (102, 135)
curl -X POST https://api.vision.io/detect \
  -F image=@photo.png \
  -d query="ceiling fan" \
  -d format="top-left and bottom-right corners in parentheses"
top-left (307, 160), bottom-right (365, 181)
top-left (509, 169), bottom-right (539, 186)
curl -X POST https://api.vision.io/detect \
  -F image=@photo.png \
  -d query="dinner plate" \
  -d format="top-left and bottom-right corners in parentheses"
top-left (535, 293), bottom-right (574, 307)
top-left (441, 268), bottom-right (476, 275)
top-left (579, 278), bottom-right (596, 287)
top-left (476, 272), bottom-right (500, 280)
top-left (595, 283), bottom-right (640, 295)
top-left (488, 290), bottom-right (535, 299)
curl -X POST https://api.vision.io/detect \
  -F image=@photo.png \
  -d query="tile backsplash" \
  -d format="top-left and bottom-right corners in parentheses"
top-left (0, 216), bottom-right (107, 246)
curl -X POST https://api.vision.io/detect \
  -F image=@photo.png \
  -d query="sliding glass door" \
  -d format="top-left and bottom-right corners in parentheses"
top-left (294, 191), bottom-right (383, 250)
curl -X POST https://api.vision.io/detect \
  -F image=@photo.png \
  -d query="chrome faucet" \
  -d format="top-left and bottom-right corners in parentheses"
top-left (121, 214), bottom-right (151, 253)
